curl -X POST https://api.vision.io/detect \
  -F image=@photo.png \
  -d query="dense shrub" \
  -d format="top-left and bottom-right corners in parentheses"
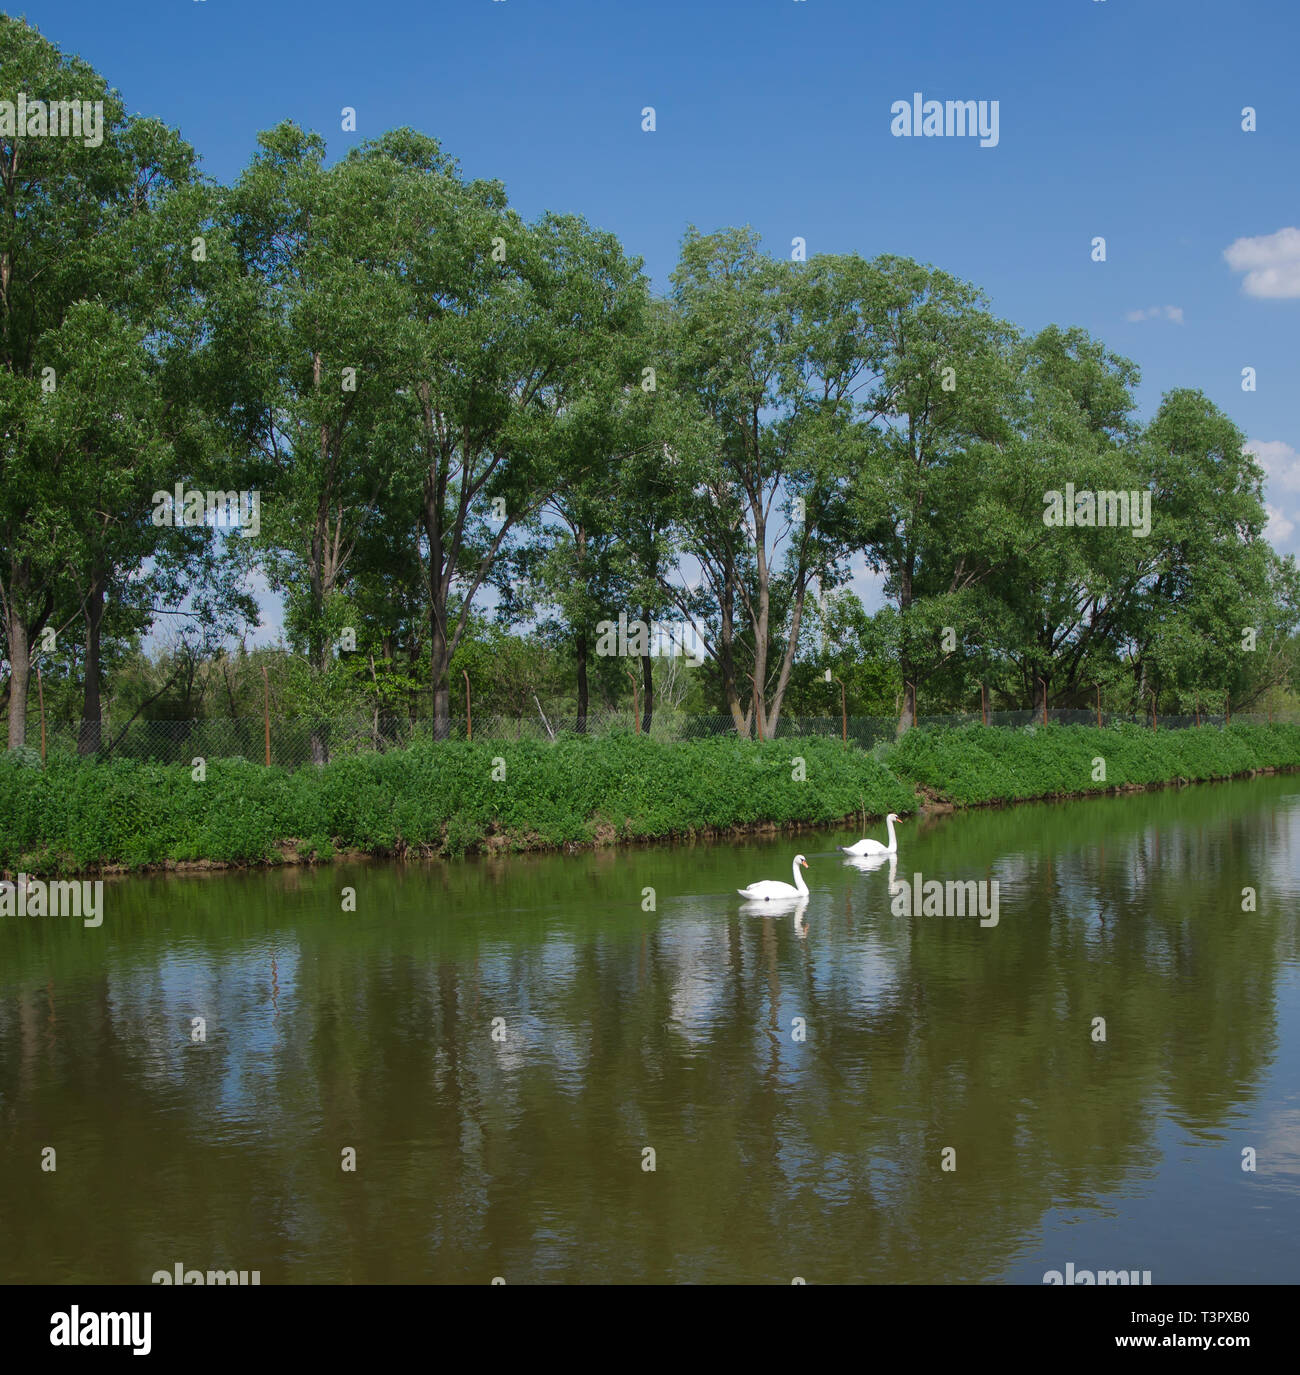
top-left (883, 722), bottom-right (1300, 806)
top-left (2, 724), bottom-right (1295, 874)
top-left (0, 731), bottom-right (914, 874)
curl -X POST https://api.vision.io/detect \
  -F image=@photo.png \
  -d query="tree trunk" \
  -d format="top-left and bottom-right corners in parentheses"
top-left (78, 565), bottom-right (105, 756)
top-left (897, 680), bottom-right (916, 735)
top-left (750, 494), bottom-right (771, 741)
top-left (308, 623), bottom-right (330, 765)
top-left (420, 429), bottom-right (454, 742)
top-left (576, 629), bottom-right (589, 734)
top-left (307, 355), bottom-right (333, 766)
top-left (429, 604), bottom-right (451, 740)
top-left (716, 550), bottom-right (749, 737)
top-left (765, 574), bottom-right (809, 739)
top-left (1, 557), bottom-right (52, 750)
top-left (896, 560), bottom-right (915, 735)
top-left (640, 608), bottom-right (654, 734)
top-left (5, 592), bottom-right (30, 749)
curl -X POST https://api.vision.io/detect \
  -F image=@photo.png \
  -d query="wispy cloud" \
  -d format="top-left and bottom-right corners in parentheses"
top-left (1246, 440), bottom-right (1300, 550)
top-left (1223, 226), bottom-right (1300, 298)
top-left (1246, 439), bottom-right (1300, 492)
top-left (1265, 504), bottom-right (1295, 545)
top-left (1125, 305), bottom-right (1183, 324)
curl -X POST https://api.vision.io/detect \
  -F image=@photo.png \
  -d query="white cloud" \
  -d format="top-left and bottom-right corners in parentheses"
top-left (1265, 504), bottom-right (1295, 544)
top-left (1246, 439), bottom-right (1300, 493)
top-left (1223, 226), bottom-right (1300, 298)
top-left (1125, 305), bottom-right (1183, 324)
top-left (1247, 440), bottom-right (1300, 550)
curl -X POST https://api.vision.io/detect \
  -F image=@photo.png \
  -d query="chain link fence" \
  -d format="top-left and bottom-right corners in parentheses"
top-left (13, 706), bottom-right (1282, 771)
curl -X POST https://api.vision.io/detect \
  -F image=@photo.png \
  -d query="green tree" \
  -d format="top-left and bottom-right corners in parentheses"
top-left (846, 255), bottom-right (1018, 732)
top-left (213, 124), bottom-right (447, 759)
top-left (666, 230), bottom-right (875, 737)
top-left (1136, 390), bottom-right (1296, 713)
top-left (0, 16), bottom-right (226, 751)
top-left (385, 183), bottom-right (647, 736)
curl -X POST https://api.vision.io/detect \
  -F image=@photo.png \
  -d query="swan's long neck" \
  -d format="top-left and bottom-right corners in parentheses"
top-left (886, 815), bottom-right (898, 852)
top-left (793, 859), bottom-right (809, 894)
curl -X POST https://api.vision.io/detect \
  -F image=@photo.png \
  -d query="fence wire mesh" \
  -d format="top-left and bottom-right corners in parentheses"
top-left (13, 706), bottom-right (1279, 771)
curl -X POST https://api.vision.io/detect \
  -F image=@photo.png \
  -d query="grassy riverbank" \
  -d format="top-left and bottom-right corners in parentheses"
top-left (888, 720), bottom-right (1300, 805)
top-left (0, 734), bottom-right (914, 875)
top-left (2, 723), bottom-right (1297, 876)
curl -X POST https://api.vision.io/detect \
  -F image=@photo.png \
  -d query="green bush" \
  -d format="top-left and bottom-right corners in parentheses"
top-left (883, 722), bottom-right (1300, 806)
top-left (0, 731), bottom-right (913, 873)
top-left (1, 723), bottom-right (1296, 874)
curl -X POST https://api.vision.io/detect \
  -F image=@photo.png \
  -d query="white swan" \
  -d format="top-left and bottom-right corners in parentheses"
top-left (738, 854), bottom-right (809, 900)
top-left (841, 813), bottom-right (900, 856)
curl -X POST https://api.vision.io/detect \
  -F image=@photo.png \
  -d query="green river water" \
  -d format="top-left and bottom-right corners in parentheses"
top-left (1, 775), bottom-right (1298, 1284)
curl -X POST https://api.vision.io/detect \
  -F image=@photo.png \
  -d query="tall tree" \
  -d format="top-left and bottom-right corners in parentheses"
top-left (666, 230), bottom-right (876, 737)
top-left (847, 255), bottom-right (1018, 732)
top-left (987, 325), bottom-right (1143, 710)
top-left (0, 17), bottom-right (226, 750)
top-left (214, 124), bottom-right (442, 759)
top-left (387, 185), bottom-right (647, 736)
top-left (1135, 390), bottom-right (1295, 712)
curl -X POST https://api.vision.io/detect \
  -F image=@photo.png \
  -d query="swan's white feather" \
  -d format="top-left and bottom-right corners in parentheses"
top-left (841, 837), bottom-right (888, 856)
top-left (738, 855), bottom-right (809, 902)
top-left (737, 880), bottom-right (801, 899)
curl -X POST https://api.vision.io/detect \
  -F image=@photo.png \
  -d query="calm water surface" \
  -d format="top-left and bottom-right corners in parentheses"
top-left (2, 776), bottom-right (1299, 1283)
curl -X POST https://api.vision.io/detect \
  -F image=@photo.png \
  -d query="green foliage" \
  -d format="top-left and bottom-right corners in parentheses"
top-left (885, 722), bottom-right (1300, 805)
top-left (5, 725), bottom-right (1298, 875)
top-left (1, 18), bottom-right (1297, 756)
top-left (0, 733), bottom-right (912, 873)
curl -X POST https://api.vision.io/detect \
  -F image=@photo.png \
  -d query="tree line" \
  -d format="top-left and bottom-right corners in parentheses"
top-left (2, 17), bottom-right (1296, 758)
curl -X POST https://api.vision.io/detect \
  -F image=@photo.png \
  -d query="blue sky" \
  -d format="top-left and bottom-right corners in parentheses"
top-left (18, 0), bottom-right (1300, 636)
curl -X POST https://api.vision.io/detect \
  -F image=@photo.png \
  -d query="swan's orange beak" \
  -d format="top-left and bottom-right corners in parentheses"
top-left (800, 858), bottom-right (809, 868)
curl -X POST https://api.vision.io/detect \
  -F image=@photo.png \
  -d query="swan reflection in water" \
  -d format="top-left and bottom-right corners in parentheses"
top-left (738, 892), bottom-right (810, 935)
top-left (844, 852), bottom-right (899, 890)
